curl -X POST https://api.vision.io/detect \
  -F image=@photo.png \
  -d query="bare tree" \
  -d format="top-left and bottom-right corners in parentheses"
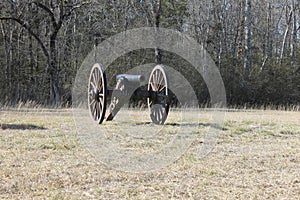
top-left (0, 0), bottom-right (89, 106)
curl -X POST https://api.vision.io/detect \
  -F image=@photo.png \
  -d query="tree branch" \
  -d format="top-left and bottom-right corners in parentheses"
top-left (62, 1), bottom-right (91, 19)
top-left (0, 16), bottom-right (49, 61)
top-left (32, 2), bottom-right (54, 19)
top-left (32, 1), bottom-right (58, 27)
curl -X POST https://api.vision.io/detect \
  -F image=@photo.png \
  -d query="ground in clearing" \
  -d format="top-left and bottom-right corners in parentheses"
top-left (0, 109), bottom-right (299, 199)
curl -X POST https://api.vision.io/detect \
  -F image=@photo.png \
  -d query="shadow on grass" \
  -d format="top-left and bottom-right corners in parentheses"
top-left (134, 122), bottom-right (227, 131)
top-left (1, 123), bottom-right (47, 130)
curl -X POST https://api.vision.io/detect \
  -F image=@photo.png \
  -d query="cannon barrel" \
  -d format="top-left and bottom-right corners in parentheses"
top-left (116, 74), bottom-right (145, 83)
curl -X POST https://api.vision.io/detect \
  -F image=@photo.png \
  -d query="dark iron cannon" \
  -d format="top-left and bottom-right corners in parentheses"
top-left (88, 63), bottom-right (170, 125)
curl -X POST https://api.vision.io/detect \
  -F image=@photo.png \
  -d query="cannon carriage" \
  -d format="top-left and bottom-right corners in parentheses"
top-left (88, 63), bottom-right (171, 125)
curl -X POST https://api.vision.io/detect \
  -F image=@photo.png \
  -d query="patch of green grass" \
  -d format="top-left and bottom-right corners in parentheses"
top-left (192, 130), bottom-right (202, 135)
top-left (224, 120), bottom-right (236, 127)
top-left (125, 188), bottom-right (139, 199)
top-left (182, 154), bottom-right (197, 163)
top-left (258, 129), bottom-right (275, 136)
top-left (208, 170), bottom-right (218, 176)
top-left (260, 121), bottom-right (277, 127)
top-left (231, 127), bottom-right (252, 135)
top-left (241, 120), bottom-right (255, 125)
top-left (0, 118), bottom-right (20, 124)
top-left (280, 130), bottom-right (297, 135)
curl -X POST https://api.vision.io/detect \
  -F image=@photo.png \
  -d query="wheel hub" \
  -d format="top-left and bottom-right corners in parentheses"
top-left (94, 89), bottom-right (100, 102)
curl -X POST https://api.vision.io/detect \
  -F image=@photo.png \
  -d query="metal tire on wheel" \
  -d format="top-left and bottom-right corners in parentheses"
top-left (88, 63), bottom-right (107, 124)
top-left (148, 65), bottom-right (170, 125)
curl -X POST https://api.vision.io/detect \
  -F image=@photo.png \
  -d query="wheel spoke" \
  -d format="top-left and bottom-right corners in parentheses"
top-left (159, 85), bottom-right (166, 92)
top-left (92, 71), bottom-right (97, 86)
top-left (99, 93), bottom-right (104, 105)
top-left (98, 81), bottom-right (103, 91)
top-left (153, 70), bottom-right (157, 84)
top-left (149, 100), bottom-right (153, 106)
top-left (153, 70), bottom-right (164, 92)
top-left (157, 70), bottom-right (161, 85)
top-left (95, 102), bottom-right (99, 119)
top-left (151, 78), bottom-right (156, 91)
top-left (158, 74), bottom-right (164, 89)
top-left (88, 91), bottom-right (93, 99)
top-left (98, 102), bottom-right (103, 114)
top-left (156, 71), bottom-right (160, 90)
top-left (94, 68), bottom-right (99, 84)
top-left (156, 71), bottom-right (162, 88)
top-left (96, 71), bottom-right (101, 90)
top-left (154, 72), bottom-right (159, 90)
top-left (90, 81), bottom-right (96, 91)
top-left (154, 70), bottom-right (158, 86)
top-left (99, 96), bottom-right (104, 106)
top-left (89, 99), bottom-right (96, 106)
top-left (97, 68), bottom-right (100, 84)
top-left (150, 82), bottom-right (155, 91)
top-left (97, 75), bottom-right (102, 90)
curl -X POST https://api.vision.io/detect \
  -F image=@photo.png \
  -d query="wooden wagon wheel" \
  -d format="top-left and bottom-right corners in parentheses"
top-left (88, 63), bottom-right (107, 124)
top-left (148, 65), bottom-right (170, 125)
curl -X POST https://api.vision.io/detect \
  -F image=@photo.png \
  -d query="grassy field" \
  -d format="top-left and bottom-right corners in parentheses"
top-left (0, 109), bottom-right (299, 199)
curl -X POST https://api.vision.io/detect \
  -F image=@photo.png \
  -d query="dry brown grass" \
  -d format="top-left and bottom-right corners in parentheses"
top-left (0, 109), bottom-right (299, 199)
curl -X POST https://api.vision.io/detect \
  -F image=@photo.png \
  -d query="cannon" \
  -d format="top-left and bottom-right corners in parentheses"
top-left (88, 63), bottom-right (170, 124)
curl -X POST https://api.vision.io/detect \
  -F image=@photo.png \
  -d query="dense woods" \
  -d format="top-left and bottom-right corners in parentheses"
top-left (0, 0), bottom-right (299, 107)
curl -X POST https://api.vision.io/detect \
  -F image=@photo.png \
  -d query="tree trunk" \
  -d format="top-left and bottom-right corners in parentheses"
top-left (49, 32), bottom-right (61, 107)
top-left (244, 0), bottom-right (251, 79)
top-left (233, 4), bottom-right (242, 68)
top-left (0, 21), bottom-right (9, 100)
top-left (152, 0), bottom-right (162, 64)
top-left (261, 2), bottom-right (272, 71)
top-left (280, 8), bottom-right (292, 64)
top-left (290, 0), bottom-right (297, 72)
top-left (211, 0), bottom-right (222, 69)
top-left (266, 2), bottom-right (273, 58)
